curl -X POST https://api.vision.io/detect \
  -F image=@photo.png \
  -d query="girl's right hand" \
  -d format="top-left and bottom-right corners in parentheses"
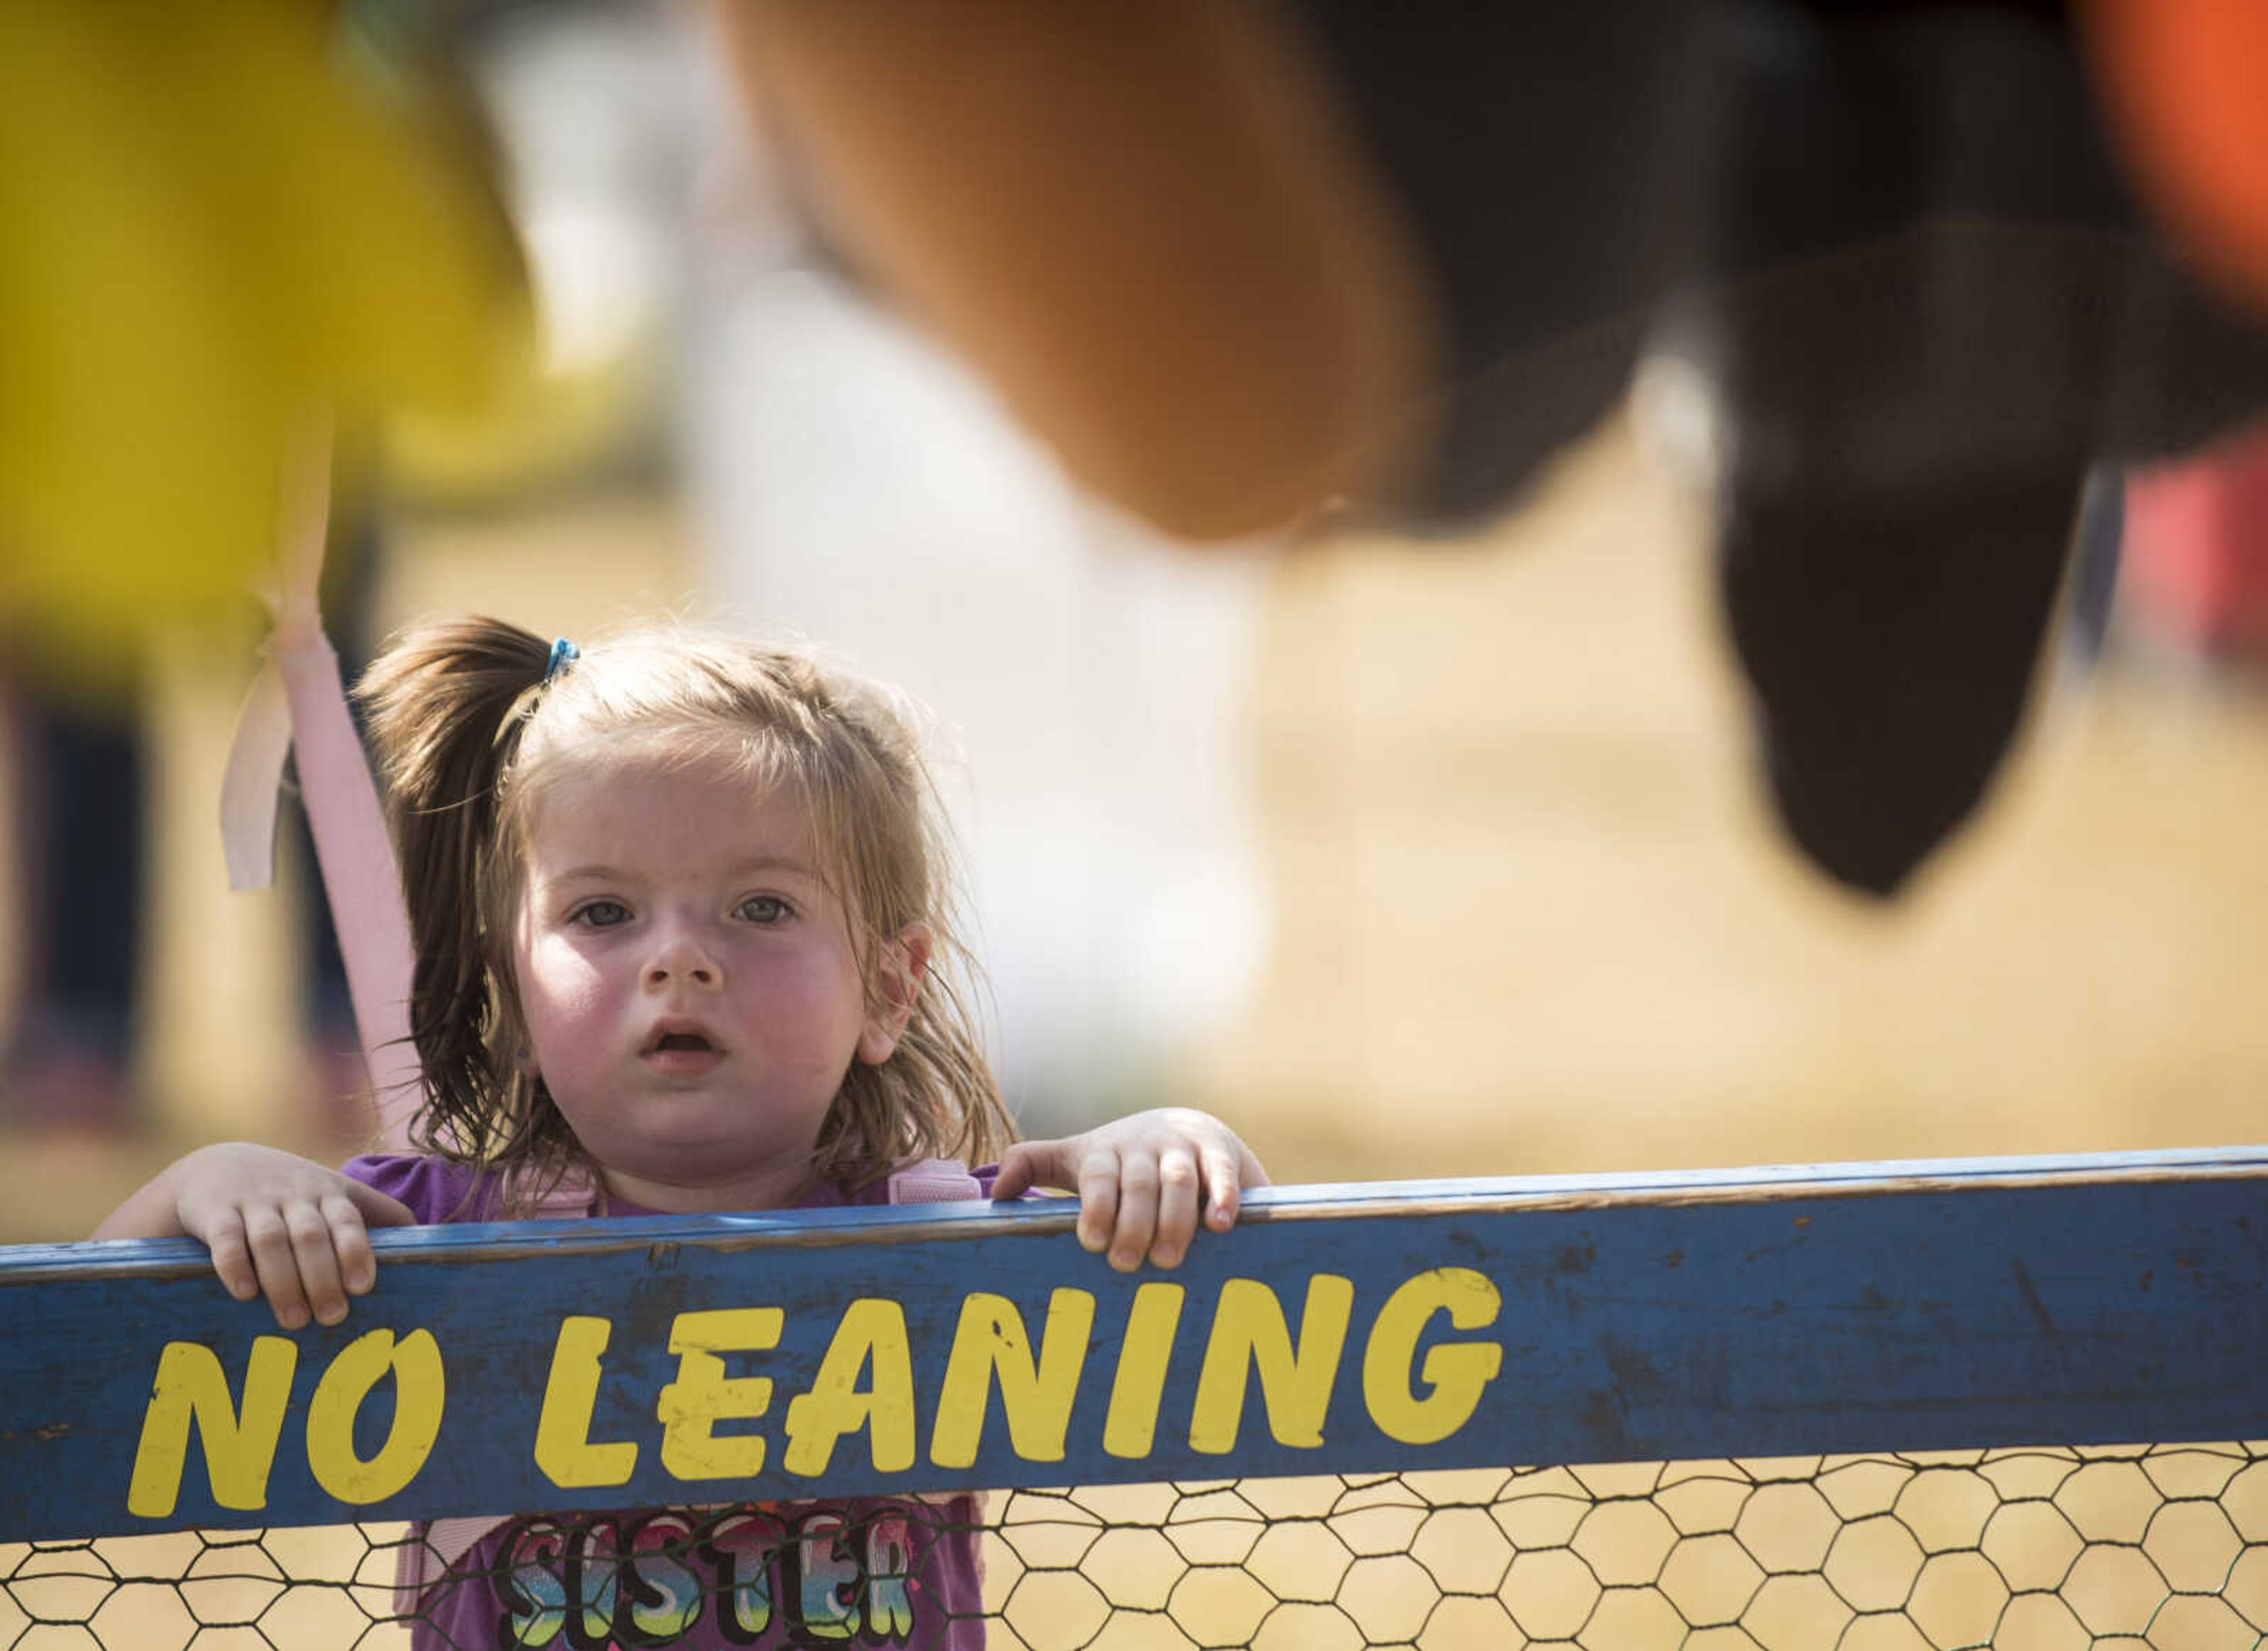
top-left (94, 1143), bottom-right (415, 1329)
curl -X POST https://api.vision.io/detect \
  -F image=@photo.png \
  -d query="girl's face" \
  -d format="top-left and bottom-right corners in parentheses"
top-left (510, 753), bottom-right (915, 1212)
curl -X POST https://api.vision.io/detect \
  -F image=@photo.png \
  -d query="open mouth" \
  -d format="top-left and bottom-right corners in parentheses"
top-left (651, 1031), bottom-right (718, 1055)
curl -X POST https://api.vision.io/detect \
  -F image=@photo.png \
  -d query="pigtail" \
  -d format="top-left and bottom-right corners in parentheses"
top-left (353, 617), bottom-right (552, 1170)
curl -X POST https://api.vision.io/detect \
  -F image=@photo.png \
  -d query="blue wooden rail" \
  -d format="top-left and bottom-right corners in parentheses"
top-left (3, 1144), bottom-right (2263, 1544)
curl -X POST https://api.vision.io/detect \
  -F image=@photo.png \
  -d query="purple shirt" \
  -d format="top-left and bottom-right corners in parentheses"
top-left (344, 1153), bottom-right (991, 1650)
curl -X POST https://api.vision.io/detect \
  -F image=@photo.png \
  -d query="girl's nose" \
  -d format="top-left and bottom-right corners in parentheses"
top-left (645, 934), bottom-right (721, 990)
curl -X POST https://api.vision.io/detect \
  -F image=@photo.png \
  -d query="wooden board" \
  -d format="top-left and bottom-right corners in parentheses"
top-left (3, 1146), bottom-right (2264, 1542)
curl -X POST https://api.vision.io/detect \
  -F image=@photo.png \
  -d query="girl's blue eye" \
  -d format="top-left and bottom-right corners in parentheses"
top-left (573, 899), bottom-right (630, 929)
top-left (737, 895), bottom-right (790, 925)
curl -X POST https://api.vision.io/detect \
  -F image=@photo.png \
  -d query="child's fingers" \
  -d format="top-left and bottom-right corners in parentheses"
top-left (239, 1205), bottom-right (315, 1329)
top-left (1149, 1145), bottom-right (1201, 1267)
top-left (1076, 1147), bottom-right (1122, 1257)
top-left (324, 1193), bottom-right (381, 1296)
top-left (198, 1209), bottom-right (262, 1306)
top-left (286, 1199), bottom-right (352, 1327)
top-left (1108, 1147), bottom-right (1159, 1272)
top-left (1200, 1141), bottom-right (1245, 1231)
top-left (996, 1139), bottom-right (1129, 1258)
top-left (989, 1143), bottom-right (1045, 1202)
top-left (1009, 1117), bottom-right (1267, 1267)
top-left (994, 1138), bottom-right (1086, 1202)
top-left (334, 1183), bottom-right (411, 1301)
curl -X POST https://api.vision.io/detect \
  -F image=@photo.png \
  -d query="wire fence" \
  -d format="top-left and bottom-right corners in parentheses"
top-left (5, 1445), bottom-right (2264, 1647)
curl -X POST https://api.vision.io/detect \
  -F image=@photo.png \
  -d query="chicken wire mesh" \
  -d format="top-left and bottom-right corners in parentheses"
top-left (6, 1443), bottom-right (2266, 1649)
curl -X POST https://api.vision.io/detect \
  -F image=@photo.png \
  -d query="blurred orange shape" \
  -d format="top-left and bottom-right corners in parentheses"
top-left (2084, 0), bottom-right (2268, 315)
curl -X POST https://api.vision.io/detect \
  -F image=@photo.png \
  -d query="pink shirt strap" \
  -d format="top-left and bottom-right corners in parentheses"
top-left (887, 1158), bottom-right (986, 1203)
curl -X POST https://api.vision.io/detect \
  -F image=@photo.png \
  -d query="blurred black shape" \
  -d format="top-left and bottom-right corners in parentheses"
top-left (1297, 0), bottom-right (2268, 893)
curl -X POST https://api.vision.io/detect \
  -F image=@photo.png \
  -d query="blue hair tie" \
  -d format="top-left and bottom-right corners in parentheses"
top-left (544, 637), bottom-right (579, 683)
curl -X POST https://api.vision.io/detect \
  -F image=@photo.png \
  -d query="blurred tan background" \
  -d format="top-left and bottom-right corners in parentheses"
top-left (6, 5), bottom-right (2267, 1241)
top-left (10, 406), bottom-right (2268, 1237)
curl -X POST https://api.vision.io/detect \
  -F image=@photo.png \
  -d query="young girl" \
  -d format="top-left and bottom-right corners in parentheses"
top-left (97, 615), bottom-right (1267, 1649)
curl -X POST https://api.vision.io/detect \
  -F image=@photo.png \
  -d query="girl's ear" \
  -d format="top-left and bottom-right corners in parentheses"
top-left (857, 923), bottom-right (933, 1066)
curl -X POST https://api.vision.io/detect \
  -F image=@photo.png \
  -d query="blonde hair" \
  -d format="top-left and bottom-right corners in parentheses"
top-left (355, 615), bottom-right (1011, 1210)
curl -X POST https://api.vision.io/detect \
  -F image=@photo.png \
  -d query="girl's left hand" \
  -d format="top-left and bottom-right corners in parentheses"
top-left (993, 1108), bottom-right (1270, 1272)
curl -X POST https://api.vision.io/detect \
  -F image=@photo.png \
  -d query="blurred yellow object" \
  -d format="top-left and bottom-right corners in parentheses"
top-left (0, 3), bottom-right (529, 686)
top-left (384, 305), bottom-right (663, 511)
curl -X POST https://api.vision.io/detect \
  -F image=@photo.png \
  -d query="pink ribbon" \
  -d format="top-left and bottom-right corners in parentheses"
top-left (219, 434), bottom-right (421, 1146)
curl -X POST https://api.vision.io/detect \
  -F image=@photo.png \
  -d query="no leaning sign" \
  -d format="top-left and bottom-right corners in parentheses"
top-left (1, 1151), bottom-right (2265, 1541)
